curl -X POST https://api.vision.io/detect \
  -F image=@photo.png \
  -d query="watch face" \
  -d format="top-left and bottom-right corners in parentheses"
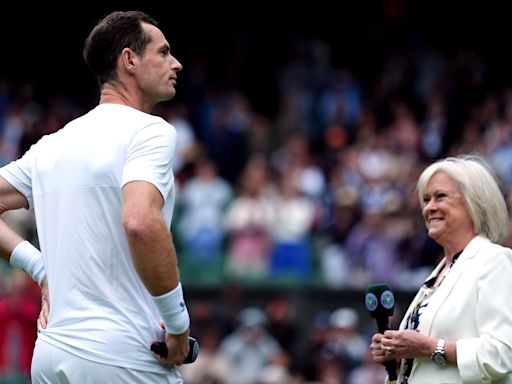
top-left (433, 353), bottom-right (446, 365)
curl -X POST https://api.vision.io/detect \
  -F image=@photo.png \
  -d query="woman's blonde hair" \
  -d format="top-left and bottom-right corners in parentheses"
top-left (416, 154), bottom-right (509, 243)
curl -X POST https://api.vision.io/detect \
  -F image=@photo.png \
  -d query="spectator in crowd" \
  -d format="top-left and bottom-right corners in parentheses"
top-left (264, 296), bottom-right (300, 361)
top-left (297, 311), bottom-right (331, 382)
top-left (346, 349), bottom-right (387, 384)
top-left (178, 327), bottom-right (230, 384)
top-left (217, 307), bottom-right (286, 384)
top-left (0, 270), bottom-right (40, 383)
top-left (158, 102), bottom-right (201, 181)
top-left (177, 156), bottom-right (233, 262)
top-left (269, 171), bottom-right (316, 280)
top-left (323, 307), bottom-right (368, 374)
top-left (224, 156), bottom-right (275, 280)
top-left (343, 192), bottom-right (402, 288)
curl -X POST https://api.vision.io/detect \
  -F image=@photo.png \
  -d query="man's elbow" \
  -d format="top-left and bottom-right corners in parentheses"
top-left (122, 211), bottom-right (158, 240)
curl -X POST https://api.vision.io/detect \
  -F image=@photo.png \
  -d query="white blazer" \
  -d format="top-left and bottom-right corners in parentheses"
top-left (388, 235), bottom-right (512, 384)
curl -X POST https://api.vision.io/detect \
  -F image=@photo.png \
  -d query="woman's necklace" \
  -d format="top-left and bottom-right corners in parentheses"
top-left (418, 251), bottom-right (462, 303)
top-left (433, 264), bottom-right (451, 288)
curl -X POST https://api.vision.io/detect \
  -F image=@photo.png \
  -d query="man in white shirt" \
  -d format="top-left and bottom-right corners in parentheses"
top-left (0, 10), bottom-right (191, 383)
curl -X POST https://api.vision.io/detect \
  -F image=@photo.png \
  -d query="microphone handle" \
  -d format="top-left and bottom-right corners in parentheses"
top-left (376, 316), bottom-right (398, 381)
top-left (376, 316), bottom-right (390, 334)
top-left (384, 359), bottom-right (398, 381)
top-left (150, 336), bottom-right (199, 364)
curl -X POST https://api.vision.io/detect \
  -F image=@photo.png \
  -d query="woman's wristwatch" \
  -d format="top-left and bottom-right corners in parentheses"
top-left (431, 338), bottom-right (447, 366)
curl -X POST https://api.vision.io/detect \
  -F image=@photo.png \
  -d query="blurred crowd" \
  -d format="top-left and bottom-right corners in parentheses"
top-left (178, 301), bottom-right (388, 384)
top-left (3, 26), bottom-right (512, 383)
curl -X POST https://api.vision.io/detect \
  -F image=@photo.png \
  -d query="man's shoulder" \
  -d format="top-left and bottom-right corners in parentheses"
top-left (78, 104), bottom-right (172, 133)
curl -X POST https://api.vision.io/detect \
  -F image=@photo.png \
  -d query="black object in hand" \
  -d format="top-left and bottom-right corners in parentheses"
top-left (150, 336), bottom-right (199, 364)
top-left (365, 283), bottom-right (397, 381)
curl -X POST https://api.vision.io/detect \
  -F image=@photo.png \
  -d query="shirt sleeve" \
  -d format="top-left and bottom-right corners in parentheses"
top-left (122, 121), bottom-right (177, 203)
top-left (0, 144), bottom-right (37, 208)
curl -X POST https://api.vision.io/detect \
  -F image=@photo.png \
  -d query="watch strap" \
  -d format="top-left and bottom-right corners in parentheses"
top-left (431, 338), bottom-right (447, 365)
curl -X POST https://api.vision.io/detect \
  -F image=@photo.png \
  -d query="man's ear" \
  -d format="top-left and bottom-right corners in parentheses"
top-left (120, 48), bottom-right (138, 73)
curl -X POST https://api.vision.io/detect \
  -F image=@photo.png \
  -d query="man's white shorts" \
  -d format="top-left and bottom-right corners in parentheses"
top-left (31, 339), bottom-right (183, 384)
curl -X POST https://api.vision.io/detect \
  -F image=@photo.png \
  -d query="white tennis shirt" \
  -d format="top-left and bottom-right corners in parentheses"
top-left (0, 103), bottom-right (180, 374)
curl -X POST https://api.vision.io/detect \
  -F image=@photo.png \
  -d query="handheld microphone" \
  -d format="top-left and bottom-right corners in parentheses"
top-left (365, 283), bottom-right (397, 381)
top-left (150, 336), bottom-right (199, 364)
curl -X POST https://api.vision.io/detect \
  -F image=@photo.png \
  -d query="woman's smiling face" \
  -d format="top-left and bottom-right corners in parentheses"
top-left (422, 171), bottom-right (475, 247)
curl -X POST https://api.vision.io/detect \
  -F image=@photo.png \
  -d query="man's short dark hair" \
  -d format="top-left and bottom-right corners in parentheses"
top-left (83, 11), bottom-right (159, 85)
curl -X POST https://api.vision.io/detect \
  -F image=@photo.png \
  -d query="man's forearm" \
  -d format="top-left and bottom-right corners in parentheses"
top-left (126, 214), bottom-right (181, 296)
top-left (0, 218), bottom-right (46, 286)
top-left (0, 218), bottom-right (25, 262)
top-left (125, 213), bottom-right (189, 334)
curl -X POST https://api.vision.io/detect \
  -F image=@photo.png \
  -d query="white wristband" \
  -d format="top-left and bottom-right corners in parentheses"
top-left (10, 240), bottom-right (46, 286)
top-left (152, 283), bottom-right (190, 335)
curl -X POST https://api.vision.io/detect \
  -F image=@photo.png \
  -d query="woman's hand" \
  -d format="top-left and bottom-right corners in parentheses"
top-left (371, 330), bottom-right (435, 362)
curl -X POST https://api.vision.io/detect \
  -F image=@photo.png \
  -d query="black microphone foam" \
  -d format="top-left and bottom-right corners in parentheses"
top-left (365, 283), bottom-right (395, 332)
top-left (365, 283), bottom-right (397, 381)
